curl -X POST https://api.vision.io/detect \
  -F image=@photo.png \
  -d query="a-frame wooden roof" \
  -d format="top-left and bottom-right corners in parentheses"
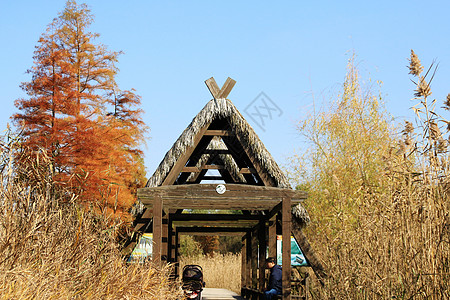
top-left (146, 78), bottom-right (291, 189)
top-left (133, 77), bottom-right (310, 225)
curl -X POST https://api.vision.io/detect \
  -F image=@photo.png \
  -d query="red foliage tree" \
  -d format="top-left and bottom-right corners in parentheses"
top-left (13, 0), bottom-right (147, 222)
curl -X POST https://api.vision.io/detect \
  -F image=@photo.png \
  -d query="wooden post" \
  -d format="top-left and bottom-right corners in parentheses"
top-left (241, 234), bottom-right (247, 292)
top-left (162, 214), bottom-right (168, 262)
top-left (268, 218), bottom-right (277, 258)
top-left (152, 195), bottom-right (162, 265)
top-left (251, 227), bottom-right (258, 289)
top-left (167, 217), bottom-right (173, 262)
top-left (258, 219), bottom-right (267, 290)
top-left (175, 229), bottom-right (180, 278)
top-left (282, 196), bottom-right (292, 300)
top-left (245, 231), bottom-right (252, 288)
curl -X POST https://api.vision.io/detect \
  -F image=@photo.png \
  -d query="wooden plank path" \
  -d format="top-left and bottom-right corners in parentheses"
top-left (201, 288), bottom-right (243, 299)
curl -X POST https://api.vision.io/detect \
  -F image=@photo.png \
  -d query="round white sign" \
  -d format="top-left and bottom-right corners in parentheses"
top-left (216, 184), bottom-right (226, 194)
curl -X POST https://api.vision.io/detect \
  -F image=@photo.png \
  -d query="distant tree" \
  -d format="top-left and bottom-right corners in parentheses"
top-left (287, 54), bottom-right (395, 233)
top-left (194, 236), bottom-right (220, 256)
top-left (13, 0), bottom-right (147, 221)
top-left (218, 236), bottom-right (241, 254)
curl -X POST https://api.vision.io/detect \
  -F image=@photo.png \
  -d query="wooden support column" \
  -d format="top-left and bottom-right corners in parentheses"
top-left (174, 229), bottom-right (180, 278)
top-left (152, 195), bottom-right (162, 265)
top-left (258, 219), bottom-right (267, 290)
top-left (162, 214), bottom-right (169, 262)
top-left (268, 218), bottom-right (277, 259)
top-left (241, 234), bottom-right (248, 292)
top-left (282, 196), bottom-right (292, 300)
top-left (245, 231), bottom-right (252, 288)
top-left (251, 227), bottom-right (258, 288)
top-left (167, 216), bottom-right (174, 262)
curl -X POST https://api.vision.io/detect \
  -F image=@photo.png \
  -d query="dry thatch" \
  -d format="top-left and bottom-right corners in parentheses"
top-left (132, 98), bottom-right (310, 225)
top-left (146, 98), bottom-right (291, 188)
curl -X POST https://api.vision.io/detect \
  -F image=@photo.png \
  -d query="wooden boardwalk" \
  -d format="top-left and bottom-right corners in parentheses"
top-left (201, 288), bottom-right (243, 299)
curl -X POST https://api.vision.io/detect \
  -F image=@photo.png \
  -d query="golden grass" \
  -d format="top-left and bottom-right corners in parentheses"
top-left (0, 135), bottom-right (182, 300)
top-left (290, 52), bottom-right (450, 299)
top-left (180, 253), bottom-right (241, 294)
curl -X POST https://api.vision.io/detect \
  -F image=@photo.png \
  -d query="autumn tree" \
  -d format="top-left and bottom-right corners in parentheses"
top-left (13, 0), bottom-right (147, 221)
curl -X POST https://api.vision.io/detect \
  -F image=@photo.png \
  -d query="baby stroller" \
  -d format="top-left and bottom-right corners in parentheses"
top-left (181, 264), bottom-right (205, 300)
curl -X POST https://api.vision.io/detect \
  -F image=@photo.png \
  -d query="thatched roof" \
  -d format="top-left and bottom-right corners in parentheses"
top-left (146, 98), bottom-right (291, 188)
top-left (132, 97), bottom-right (310, 225)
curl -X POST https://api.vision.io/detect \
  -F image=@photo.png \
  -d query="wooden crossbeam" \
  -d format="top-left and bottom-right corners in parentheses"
top-left (203, 165), bottom-right (225, 170)
top-left (218, 77), bottom-right (236, 99)
top-left (138, 184), bottom-right (307, 201)
top-left (204, 130), bottom-right (234, 136)
top-left (169, 213), bottom-right (264, 221)
top-left (173, 220), bottom-right (258, 227)
top-left (239, 168), bottom-right (257, 174)
top-left (182, 166), bottom-right (200, 173)
top-left (137, 184), bottom-right (307, 210)
top-left (205, 77), bottom-right (236, 100)
top-left (162, 125), bottom-right (211, 185)
top-left (205, 77), bottom-right (220, 99)
top-left (177, 227), bottom-right (249, 233)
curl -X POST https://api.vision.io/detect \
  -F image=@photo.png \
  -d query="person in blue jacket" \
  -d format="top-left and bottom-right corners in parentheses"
top-left (264, 257), bottom-right (282, 299)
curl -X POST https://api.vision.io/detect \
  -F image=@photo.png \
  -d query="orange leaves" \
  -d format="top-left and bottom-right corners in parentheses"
top-left (13, 0), bottom-right (147, 223)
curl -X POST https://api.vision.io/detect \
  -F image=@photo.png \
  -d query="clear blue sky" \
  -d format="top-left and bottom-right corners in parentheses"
top-left (1, 1), bottom-right (450, 177)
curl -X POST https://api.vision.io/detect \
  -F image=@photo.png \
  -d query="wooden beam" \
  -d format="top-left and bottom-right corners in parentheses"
top-left (204, 130), bottom-right (234, 136)
top-left (268, 202), bottom-right (283, 219)
top-left (170, 213), bottom-right (264, 221)
top-left (251, 227), bottom-right (258, 288)
top-left (268, 219), bottom-right (277, 259)
top-left (241, 234), bottom-right (248, 290)
top-left (176, 135), bottom-right (214, 184)
top-left (239, 167), bottom-right (257, 174)
top-left (176, 227), bottom-right (249, 233)
top-left (230, 133), bottom-right (275, 186)
top-left (220, 136), bottom-right (259, 185)
top-left (217, 77), bottom-right (236, 99)
top-left (282, 196), bottom-right (292, 300)
top-left (175, 229), bottom-right (180, 277)
top-left (162, 124), bottom-right (210, 185)
top-left (258, 219), bottom-right (267, 290)
top-left (205, 77), bottom-right (220, 99)
top-left (151, 199), bottom-right (280, 210)
top-left (138, 184), bottom-right (307, 201)
top-left (173, 220), bottom-right (258, 228)
top-left (182, 166), bottom-right (200, 173)
top-left (202, 165), bottom-right (225, 170)
top-left (138, 184), bottom-right (307, 210)
top-left (244, 232), bottom-right (251, 288)
top-left (133, 208), bottom-right (153, 232)
top-left (152, 195), bottom-right (162, 265)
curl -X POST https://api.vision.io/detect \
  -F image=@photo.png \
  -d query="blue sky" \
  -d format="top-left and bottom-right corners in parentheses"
top-left (1, 1), bottom-right (450, 177)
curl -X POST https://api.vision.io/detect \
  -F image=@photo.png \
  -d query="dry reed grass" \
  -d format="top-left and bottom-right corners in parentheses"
top-left (0, 132), bottom-right (182, 300)
top-left (293, 52), bottom-right (450, 299)
top-left (180, 253), bottom-right (241, 294)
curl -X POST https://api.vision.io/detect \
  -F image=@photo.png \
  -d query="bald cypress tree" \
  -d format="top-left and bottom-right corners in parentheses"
top-left (13, 0), bottom-right (147, 221)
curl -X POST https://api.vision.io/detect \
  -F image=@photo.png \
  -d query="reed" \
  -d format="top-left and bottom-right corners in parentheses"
top-left (0, 132), bottom-right (182, 300)
top-left (180, 253), bottom-right (241, 294)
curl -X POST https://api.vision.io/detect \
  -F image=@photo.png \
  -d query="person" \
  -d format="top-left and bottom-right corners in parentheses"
top-left (264, 257), bottom-right (282, 299)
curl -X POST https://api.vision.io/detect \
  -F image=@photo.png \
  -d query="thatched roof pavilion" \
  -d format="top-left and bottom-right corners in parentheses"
top-left (132, 77), bottom-right (325, 299)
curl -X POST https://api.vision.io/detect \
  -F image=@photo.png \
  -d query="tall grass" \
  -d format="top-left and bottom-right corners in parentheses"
top-left (288, 52), bottom-right (450, 299)
top-left (180, 253), bottom-right (241, 294)
top-left (0, 132), bottom-right (182, 300)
